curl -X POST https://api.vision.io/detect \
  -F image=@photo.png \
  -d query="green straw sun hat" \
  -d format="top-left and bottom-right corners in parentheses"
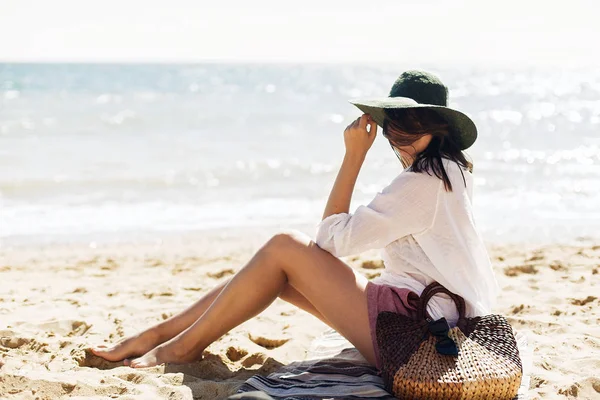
top-left (349, 70), bottom-right (477, 150)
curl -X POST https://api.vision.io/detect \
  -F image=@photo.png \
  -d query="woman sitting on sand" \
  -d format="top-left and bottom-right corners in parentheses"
top-left (91, 70), bottom-right (499, 371)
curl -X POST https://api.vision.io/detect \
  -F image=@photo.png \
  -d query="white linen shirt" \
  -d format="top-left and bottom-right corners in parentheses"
top-left (314, 158), bottom-right (499, 326)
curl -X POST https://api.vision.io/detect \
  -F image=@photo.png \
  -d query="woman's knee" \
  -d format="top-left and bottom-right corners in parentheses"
top-left (265, 230), bottom-right (312, 254)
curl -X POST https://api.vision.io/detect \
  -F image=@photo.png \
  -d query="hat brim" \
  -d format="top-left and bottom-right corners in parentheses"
top-left (349, 97), bottom-right (477, 150)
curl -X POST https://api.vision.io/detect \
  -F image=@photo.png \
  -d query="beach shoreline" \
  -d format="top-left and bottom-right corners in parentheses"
top-left (1, 230), bottom-right (599, 399)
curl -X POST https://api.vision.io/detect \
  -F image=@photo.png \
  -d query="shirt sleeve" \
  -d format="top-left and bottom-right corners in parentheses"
top-left (314, 171), bottom-right (442, 257)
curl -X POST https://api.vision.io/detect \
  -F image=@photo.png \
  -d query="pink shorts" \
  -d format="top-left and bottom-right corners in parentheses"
top-left (366, 281), bottom-right (420, 372)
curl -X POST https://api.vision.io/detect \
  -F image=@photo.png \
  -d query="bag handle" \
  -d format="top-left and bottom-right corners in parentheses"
top-left (417, 282), bottom-right (466, 322)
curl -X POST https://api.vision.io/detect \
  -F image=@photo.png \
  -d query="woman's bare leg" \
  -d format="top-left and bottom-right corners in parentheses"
top-left (92, 268), bottom-right (331, 362)
top-left (128, 231), bottom-right (375, 368)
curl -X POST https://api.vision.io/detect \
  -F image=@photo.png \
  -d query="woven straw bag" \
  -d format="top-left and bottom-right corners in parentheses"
top-left (375, 282), bottom-right (522, 400)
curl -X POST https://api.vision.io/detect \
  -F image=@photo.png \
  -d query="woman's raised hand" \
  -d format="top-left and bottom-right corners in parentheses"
top-left (343, 114), bottom-right (378, 159)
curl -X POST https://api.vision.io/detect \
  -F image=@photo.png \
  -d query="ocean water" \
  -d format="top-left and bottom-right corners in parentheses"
top-left (1, 63), bottom-right (599, 246)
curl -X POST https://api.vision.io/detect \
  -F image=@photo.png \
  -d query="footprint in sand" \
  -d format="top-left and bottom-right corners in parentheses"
top-left (365, 272), bottom-right (381, 280)
top-left (0, 335), bottom-right (31, 349)
top-left (504, 265), bottom-right (538, 277)
top-left (68, 321), bottom-right (92, 337)
top-left (510, 304), bottom-right (530, 314)
top-left (241, 352), bottom-right (267, 367)
top-left (549, 261), bottom-right (567, 271)
top-left (207, 269), bottom-right (235, 279)
top-left (0, 333), bottom-right (51, 354)
top-left (61, 383), bottom-right (76, 394)
top-left (570, 296), bottom-right (597, 306)
top-left (226, 346), bottom-right (249, 362)
top-left (248, 334), bottom-right (289, 350)
top-left (361, 260), bottom-right (384, 270)
top-left (558, 377), bottom-right (600, 398)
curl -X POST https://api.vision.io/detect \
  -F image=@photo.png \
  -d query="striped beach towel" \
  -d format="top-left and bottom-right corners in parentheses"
top-left (233, 328), bottom-right (532, 400)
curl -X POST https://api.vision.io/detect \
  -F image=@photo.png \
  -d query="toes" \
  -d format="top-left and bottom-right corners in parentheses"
top-left (129, 353), bottom-right (159, 368)
top-left (130, 359), bottom-right (145, 368)
top-left (128, 356), bottom-right (143, 368)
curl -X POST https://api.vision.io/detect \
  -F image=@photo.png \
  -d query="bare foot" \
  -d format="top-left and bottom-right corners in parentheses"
top-left (90, 330), bottom-right (161, 362)
top-left (129, 338), bottom-right (203, 368)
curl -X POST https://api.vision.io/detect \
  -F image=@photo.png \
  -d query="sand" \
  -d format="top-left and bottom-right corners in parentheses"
top-left (0, 228), bottom-right (599, 399)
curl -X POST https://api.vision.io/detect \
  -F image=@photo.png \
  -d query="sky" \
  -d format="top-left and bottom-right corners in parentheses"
top-left (0, 0), bottom-right (598, 66)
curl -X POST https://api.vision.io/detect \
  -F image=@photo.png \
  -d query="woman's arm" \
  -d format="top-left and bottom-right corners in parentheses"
top-left (321, 153), bottom-right (365, 220)
top-left (321, 114), bottom-right (377, 221)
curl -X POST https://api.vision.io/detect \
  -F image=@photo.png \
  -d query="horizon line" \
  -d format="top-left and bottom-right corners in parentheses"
top-left (0, 58), bottom-right (592, 69)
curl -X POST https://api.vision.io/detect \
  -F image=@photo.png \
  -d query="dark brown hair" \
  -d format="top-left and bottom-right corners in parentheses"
top-left (382, 108), bottom-right (472, 191)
